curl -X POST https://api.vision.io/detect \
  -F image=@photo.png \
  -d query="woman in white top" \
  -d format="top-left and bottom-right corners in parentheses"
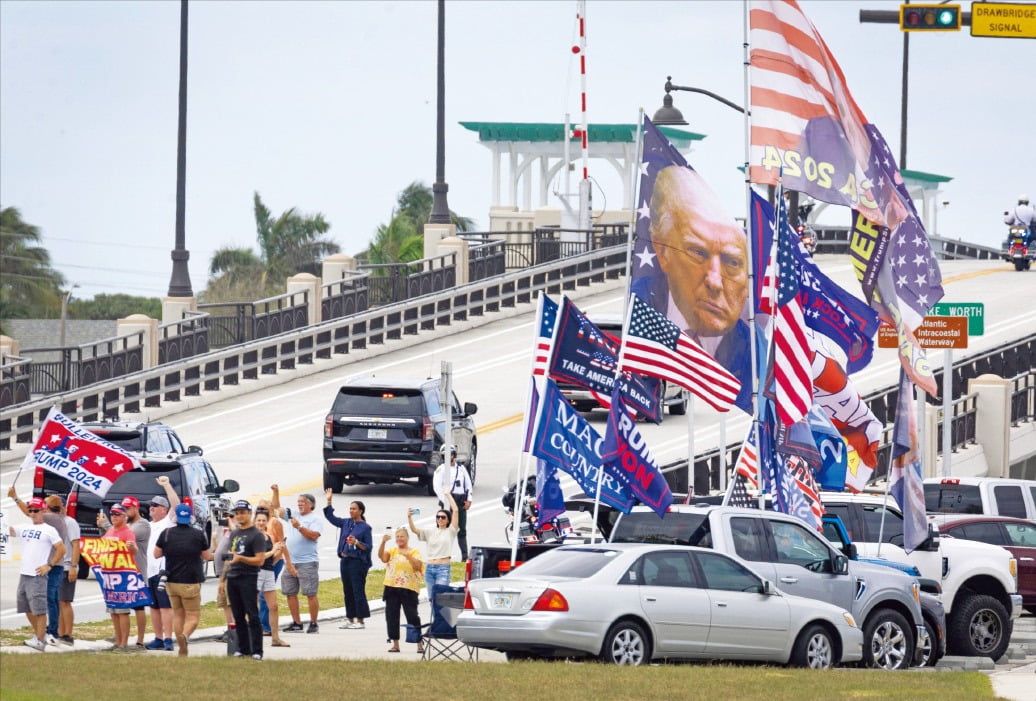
top-left (407, 492), bottom-right (458, 598)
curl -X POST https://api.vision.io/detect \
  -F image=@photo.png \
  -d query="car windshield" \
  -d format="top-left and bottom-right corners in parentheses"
top-left (332, 388), bottom-right (425, 416)
top-left (505, 548), bottom-right (618, 579)
top-left (85, 428), bottom-right (145, 452)
top-left (611, 511), bottom-right (706, 545)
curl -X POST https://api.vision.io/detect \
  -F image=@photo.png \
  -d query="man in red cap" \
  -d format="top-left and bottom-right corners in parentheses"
top-left (100, 495), bottom-right (151, 648)
top-left (7, 497), bottom-right (66, 651)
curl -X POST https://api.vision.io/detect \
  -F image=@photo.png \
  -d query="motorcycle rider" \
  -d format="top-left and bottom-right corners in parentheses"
top-left (1004, 195), bottom-right (1035, 241)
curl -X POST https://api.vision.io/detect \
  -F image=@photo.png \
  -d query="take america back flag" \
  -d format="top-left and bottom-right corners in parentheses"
top-left (620, 294), bottom-right (741, 413)
top-left (18, 407), bottom-right (142, 497)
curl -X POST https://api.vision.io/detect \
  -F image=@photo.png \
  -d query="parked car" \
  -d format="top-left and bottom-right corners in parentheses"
top-left (31, 418), bottom-right (201, 500)
top-left (458, 543), bottom-right (863, 668)
top-left (67, 452), bottom-right (238, 578)
top-left (555, 314), bottom-right (688, 417)
top-left (924, 477), bottom-right (1036, 520)
top-left (322, 376), bottom-right (477, 494)
top-left (611, 505), bottom-right (925, 670)
top-left (935, 516), bottom-right (1036, 615)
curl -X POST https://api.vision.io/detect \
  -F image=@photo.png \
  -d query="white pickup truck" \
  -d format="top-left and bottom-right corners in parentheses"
top-left (924, 477), bottom-right (1036, 521)
top-left (821, 492), bottom-right (1023, 660)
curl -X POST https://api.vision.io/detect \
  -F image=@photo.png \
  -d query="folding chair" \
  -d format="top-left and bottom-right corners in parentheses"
top-left (420, 584), bottom-right (478, 662)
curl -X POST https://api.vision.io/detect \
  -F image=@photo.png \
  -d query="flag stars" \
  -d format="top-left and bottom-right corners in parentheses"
top-left (635, 247), bottom-right (656, 269)
top-left (913, 253), bottom-right (926, 266)
top-left (636, 200), bottom-right (651, 220)
top-left (94, 456), bottom-right (107, 466)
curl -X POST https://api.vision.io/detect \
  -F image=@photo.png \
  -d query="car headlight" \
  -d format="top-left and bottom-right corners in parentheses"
top-left (843, 612), bottom-right (858, 628)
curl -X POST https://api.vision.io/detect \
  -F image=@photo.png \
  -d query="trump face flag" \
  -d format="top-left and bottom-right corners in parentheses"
top-left (18, 407), bottom-right (142, 497)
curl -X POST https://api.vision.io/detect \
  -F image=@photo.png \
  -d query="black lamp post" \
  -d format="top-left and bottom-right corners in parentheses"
top-left (428, 0), bottom-right (451, 225)
top-left (167, 0), bottom-right (193, 298)
top-left (651, 76), bottom-right (746, 125)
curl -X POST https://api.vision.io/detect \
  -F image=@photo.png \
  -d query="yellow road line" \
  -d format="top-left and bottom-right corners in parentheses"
top-left (942, 267), bottom-right (1009, 285)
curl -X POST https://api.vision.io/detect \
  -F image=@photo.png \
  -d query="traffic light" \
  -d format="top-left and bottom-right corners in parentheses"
top-left (899, 4), bottom-right (962, 31)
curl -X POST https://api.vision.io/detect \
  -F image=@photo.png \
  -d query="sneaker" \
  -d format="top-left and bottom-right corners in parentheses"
top-left (347, 622), bottom-right (365, 630)
top-left (338, 623), bottom-right (353, 629)
top-left (24, 638), bottom-right (45, 652)
top-left (232, 651), bottom-right (244, 658)
top-left (58, 636), bottom-right (74, 646)
top-left (306, 622), bottom-right (319, 634)
top-left (145, 638), bottom-right (165, 650)
top-left (45, 634), bottom-right (59, 646)
top-left (251, 653), bottom-right (263, 661)
top-left (282, 622), bottom-right (304, 633)
top-left (163, 638), bottom-right (174, 651)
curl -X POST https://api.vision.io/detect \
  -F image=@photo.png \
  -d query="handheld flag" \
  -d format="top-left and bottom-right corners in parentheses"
top-left (18, 407), bottom-right (142, 497)
top-left (534, 458), bottom-right (566, 528)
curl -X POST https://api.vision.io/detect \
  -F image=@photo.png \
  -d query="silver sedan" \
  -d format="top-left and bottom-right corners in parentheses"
top-left (457, 543), bottom-right (863, 668)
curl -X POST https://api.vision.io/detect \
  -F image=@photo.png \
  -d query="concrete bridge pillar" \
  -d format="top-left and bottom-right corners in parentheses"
top-left (117, 314), bottom-right (159, 370)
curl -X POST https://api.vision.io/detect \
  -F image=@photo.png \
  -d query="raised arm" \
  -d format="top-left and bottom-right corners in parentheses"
top-left (7, 487), bottom-right (29, 516)
top-left (378, 532), bottom-right (392, 564)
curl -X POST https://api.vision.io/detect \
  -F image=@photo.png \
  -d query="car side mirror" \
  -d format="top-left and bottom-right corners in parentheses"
top-left (187, 445), bottom-right (203, 456)
top-left (843, 543), bottom-right (858, 560)
top-left (463, 402), bottom-right (478, 417)
top-left (761, 579), bottom-right (776, 595)
top-left (833, 554), bottom-right (849, 575)
top-left (221, 479), bottom-right (240, 494)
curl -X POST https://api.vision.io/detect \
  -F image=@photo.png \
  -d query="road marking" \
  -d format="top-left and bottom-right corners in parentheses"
top-left (941, 267), bottom-right (1010, 284)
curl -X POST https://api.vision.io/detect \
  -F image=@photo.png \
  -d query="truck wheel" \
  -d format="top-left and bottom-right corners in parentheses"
top-left (599, 620), bottom-right (650, 666)
top-left (862, 609), bottom-right (913, 670)
top-left (467, 444), bottom-right (477, 486)
top-left (323, 469), bottom-right (344, 493)
top-left (949, 594), bottom-right (1010, 660)
top-left (790, 624), bottom-right (835, 669)
top-left (669, 390), bottom-right (687, 416)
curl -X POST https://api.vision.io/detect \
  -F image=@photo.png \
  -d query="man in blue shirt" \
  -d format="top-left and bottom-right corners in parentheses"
top-left (280, 493), bottom-right (323, 634)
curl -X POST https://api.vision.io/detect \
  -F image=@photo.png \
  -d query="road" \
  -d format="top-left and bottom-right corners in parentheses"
top-left (2, 257), bottom-right (1033, 625)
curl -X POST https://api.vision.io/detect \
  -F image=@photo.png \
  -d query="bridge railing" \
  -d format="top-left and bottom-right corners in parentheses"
top-left (0, 245), bottom-right (627, 450)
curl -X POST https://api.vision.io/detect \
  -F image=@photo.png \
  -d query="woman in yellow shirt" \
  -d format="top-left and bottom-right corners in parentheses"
top-left (378, 527), bottom-right (425, 653)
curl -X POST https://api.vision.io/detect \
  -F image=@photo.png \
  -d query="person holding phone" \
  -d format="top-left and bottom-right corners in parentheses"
top-left (324, 489), bottom-right (373, 629)
top-left (280, 493), bottom-right (322, 634)
top-left (379, 526), bottom-right (424, 653)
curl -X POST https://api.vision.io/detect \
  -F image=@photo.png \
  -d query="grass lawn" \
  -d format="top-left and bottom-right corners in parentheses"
top-left (0, 562), bottom-right (466, 647)
top-left (0, 656), bottom-right (998, 701)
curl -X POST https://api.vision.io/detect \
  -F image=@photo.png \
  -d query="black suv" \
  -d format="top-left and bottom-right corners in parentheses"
top-left (323, 376), bottom-right (477, 494)
top-left (32, 419), bottom-right (201, 500)
top-left (67, 453), bottom-right (239, 578)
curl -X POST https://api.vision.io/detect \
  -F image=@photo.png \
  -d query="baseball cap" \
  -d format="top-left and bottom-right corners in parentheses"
top-left (232, 499), bottom-right (252, 512)
top-left (44, 494), bottom-right (64, 508)
top-left (150, 496), bottom-right (170, 508)
top-left (174, 503), bottom-right (192, 525)
top-left (110, 504), bottom-right (127, 515)
top-left (121, 496), bottom-right (140, 508)
top-left (28, 497), bottom-right (47, 510)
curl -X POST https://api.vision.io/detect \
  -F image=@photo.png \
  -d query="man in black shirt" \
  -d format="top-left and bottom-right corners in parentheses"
top-left (223, 500), bottom-right (278, 660)
top-left (154, 503), bottom-right (213, 657)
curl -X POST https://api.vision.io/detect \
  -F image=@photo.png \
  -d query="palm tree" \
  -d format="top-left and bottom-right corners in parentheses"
top-left (396, 181), bottom-right (475, 232)
top-left (205, 193), bottom-right (340, 301)
top-left (357, 182), bottom-right (475, 265)
top-left (0, 207), bottom-right (65, 327)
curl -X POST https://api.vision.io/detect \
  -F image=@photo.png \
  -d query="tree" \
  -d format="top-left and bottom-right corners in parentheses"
top-left (358, 181), bottom-right (475, 265)
top-left (0, 207), bottom-right (65, 328)
top-left (68, 294), bottom-right (162, 320)
top-left (204, 193), bottom-right (340, 302)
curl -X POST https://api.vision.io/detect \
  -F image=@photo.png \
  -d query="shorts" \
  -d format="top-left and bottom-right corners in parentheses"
top-left (59, 574), bottom-right (77, 602)
top-left (17, 575), bottom-right (48, 615)
top-left (166, 582), bottom-right (201, 612)
top-left (107, 608), bottom-right (131, 616)
top-left (281, 561), bottom-right (319, 597)
top-left (148, 575), bottom-right (172, 609)
top-left (257, 568), bottom-right (278, 593)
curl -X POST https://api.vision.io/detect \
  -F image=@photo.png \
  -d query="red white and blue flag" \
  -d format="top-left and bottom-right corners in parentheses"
top-left (889, 369), bottom-right (928, 553)
top-left (620, 295), bottom-right (741, 413)
top-left (81, 537), bottom-right (153, 609)
top-left (19, 407), bottom-right (141, 497)
top-left (532, 293), bottom-right (559, 376)
top-left (600, 385), bottom-right (673, 517)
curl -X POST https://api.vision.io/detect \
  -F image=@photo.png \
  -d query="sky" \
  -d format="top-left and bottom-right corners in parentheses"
top-left (2, 0), bottom-right (1033, 301)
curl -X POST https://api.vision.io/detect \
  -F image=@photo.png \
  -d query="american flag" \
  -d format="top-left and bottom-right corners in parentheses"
top-left (532, 293), bottom-right (558, 376)
top-left (727, 472), bottom-right (756, 509)
top-left (761, 204), bottom-right (813, 427)
top-left (732, 427), bottom-right (760, 491)
top-left (621, 295), bottom-right (741, 413)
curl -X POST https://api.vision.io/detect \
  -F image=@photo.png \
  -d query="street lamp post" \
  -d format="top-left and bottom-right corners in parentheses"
top-left (428, 0), bottom-right (451, 225)
top-left (651, 76), bottom-right (746, 126)
top-left (167, 0), bottom-right (193, 298)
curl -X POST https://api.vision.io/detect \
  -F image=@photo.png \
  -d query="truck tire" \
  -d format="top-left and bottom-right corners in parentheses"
top-left (948, 594), bottom-right (1010, 660)
top-left (467, 444), bottom-right (477, 486)
top-left (323, 469), bottom-right (344, 493)
top-left (669, 392), bottom-right (687, 416)
top-left (862, 609), bottom-right (913, 670)
top-left (790, 624), bottom-right (835, 669)
top-left (599, 620), bottom-right (650, 666)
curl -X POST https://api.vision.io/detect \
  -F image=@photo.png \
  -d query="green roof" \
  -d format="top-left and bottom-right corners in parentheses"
top-left (459, 121), bottom-right (705, 143)
top-left (901, 169), bottom-right (952, 183)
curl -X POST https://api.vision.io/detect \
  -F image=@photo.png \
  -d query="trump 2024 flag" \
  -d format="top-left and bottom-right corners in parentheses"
top-left (19, 407), bottom-right (141, 497)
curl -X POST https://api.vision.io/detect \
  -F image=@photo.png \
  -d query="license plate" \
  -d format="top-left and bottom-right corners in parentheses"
top-left (367, 428), bottom-right (387, 440)
top-left (490, 593), bottom-right (515, 609)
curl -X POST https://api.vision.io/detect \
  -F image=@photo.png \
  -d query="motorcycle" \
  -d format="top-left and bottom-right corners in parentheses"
top-left (1007, 226), bottom-right (1033, 271)
top-left (501, 476), bottom-right (575, 544)
top-left (796, 223), bottom-right (817, 256)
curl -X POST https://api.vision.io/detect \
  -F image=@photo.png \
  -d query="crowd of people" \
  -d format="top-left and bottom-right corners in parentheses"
top-left (7, 443), bottom-right (474, 659)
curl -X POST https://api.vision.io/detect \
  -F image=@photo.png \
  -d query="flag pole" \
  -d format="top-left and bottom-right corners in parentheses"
top-left (741, 0), bottom-right (765, 509)
top-left (510, 292), bottom-right (548, 565)
top-left (622, 109), bottom-right (645, 319)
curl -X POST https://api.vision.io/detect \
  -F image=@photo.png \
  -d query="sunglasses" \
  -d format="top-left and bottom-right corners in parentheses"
top-left (436, 514), bottom-right (449, 520)
top-left (27, 508), bottom-right (41, 513)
